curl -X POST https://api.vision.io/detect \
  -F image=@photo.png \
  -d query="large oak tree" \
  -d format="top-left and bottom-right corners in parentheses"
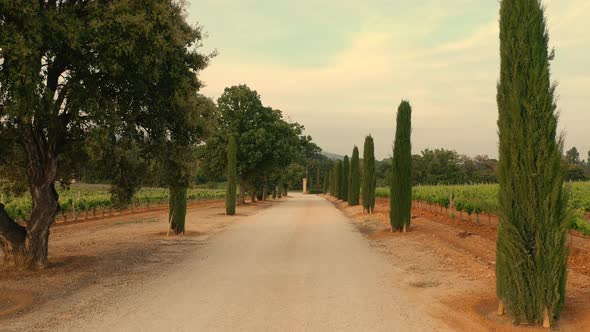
top-left (0, 0), bottom-right (210, 268)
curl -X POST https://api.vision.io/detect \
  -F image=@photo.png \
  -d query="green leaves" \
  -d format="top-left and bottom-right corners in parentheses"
top-left (341, 156), bottom-right (349, 201)
top-left (390, 101), bottom-right (412, 232)
top-left (0, 0), bottom-right (212, 207)
top-left (362, 136), bottom-right (376, 213)
top-left (226, 136), bottom-right (237, 216)
top-left (203, 84), bottom-right (313, 197)
top-left (348, 146), bottom-right (360, 206)
top-left (496, 0), bottom-right (569, 325)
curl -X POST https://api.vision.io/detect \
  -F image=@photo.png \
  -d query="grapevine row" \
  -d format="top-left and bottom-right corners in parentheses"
top-left (376, 182), bottom-right (590, 234)
top-left (1, 187), bottom-right (226, 222)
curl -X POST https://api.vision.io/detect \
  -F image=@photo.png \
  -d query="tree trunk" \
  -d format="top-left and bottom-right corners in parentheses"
top-left (238, 178), bottom-right (246, 205)
top-left (497, 300), bottom-right (505, 316)
top-left (251, 192), bottom-right (257, 203)
top-left (26, 182), bottom-right (59, 269)
top-left (5, 126), bottom-right (61, 269)
top-left (543, 307), bottom-right (551, 329)
top-left (262, 186), bottom-right (267, 201)
top-left (0, 204), bottom-right (27, 266)
top-left (0, 174), bottom-right (59, 269)
top-left (169, 186), bottom-right (187, 235)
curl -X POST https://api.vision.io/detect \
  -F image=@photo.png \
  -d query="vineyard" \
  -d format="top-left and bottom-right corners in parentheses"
top-left (0, 184), bottom-right (225, 223)
top-left (376, 182), bottom-right (590, 235)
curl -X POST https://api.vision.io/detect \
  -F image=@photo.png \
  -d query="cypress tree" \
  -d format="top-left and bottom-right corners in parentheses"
top-left (169, 186), bottom-right (187, 234)
top-left (341, 156), bottom-right (349, 201)
top-left (362, 136), bottom-right (376, 213)
top-left (348, 146), bottom-right (361, 205)
top-left (334, 161), bottom-right (342, 198)
top-left (226, 136), bottom-right (237, 216)
top-left (496, 0), bottom-right (570, 327)
top-left (329, 166), bottom-right (334, 196)
top-left (390, 101), bottom-right (412, 232)
top-left (328, 169), bottom-right (334, 195)
top-left (315, 168), bottom-right (321, 191)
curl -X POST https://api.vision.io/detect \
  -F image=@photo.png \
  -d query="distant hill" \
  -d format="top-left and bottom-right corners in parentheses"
top-left (321, 151), bottom-right (344, 160)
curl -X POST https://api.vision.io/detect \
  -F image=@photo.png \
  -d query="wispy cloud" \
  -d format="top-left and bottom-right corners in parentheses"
top-left (190, 0), bottom-right (589, 159)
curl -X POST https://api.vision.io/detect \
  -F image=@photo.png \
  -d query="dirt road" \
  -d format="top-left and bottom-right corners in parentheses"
top-left (52, 194), bottom-right (449, 331)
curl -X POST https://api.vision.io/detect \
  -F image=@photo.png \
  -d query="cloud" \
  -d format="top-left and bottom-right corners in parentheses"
top-left (193, 0), bottom-right (590, 159)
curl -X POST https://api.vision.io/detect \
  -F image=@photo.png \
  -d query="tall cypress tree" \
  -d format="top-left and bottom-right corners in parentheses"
top-left (328, 169), bottom-right (334, 195)
top-left (496, 0), bottom-right (569, 327)
top-left (341, 156), bottom-right (349, 201)
top-left (315, 168), bottom-right (321, 191)
top-left (334, 161), bottom-right (342, 198)
top-left (348, 146), bottom-right (361, 205)
top-left (390, 101), bottom-right (412, 232)
top-left (226, 135), bottom-right (237, 215)
top-left (362, 136), bottom-right (376, 213)
top-left (330, 165), bottom-right (336, 196)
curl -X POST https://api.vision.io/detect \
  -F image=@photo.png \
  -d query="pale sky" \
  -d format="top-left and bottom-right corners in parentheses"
top-left (188, 0), bottom-right (589, 160)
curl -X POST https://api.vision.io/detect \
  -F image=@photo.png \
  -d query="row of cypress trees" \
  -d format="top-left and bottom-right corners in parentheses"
top-left (366, 0), bottom-right (570, 326)
top-left (327, 136), bottom-right (376, 212)
top-left (326, 0), bottom-right (569, 327)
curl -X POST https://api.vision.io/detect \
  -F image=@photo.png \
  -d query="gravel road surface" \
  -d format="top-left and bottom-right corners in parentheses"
top-left (56, 194), bottom-right (449, 332)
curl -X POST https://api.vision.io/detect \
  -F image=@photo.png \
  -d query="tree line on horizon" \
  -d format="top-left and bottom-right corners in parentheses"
top-left (368, 145), bottom-right (588, 188)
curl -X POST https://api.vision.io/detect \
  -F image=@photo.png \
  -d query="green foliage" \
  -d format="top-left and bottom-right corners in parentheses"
top-left (390, 101), bottom-right (412, 232)
top-left (565, 147), bottom-right (580, 164)
top-left (202, 85), bottom-right (314, 200)
top-left (226, 136), bottom-right (237, 215)
top-left (362, 136), bottom-right (377, 213)
top-left (169, 187), bottom-right (187, 235)
top-left (333, 161), bottom-right (342, 198)
top-left (496, 0), bottom-right (570, 324)
top-left (0, 0), bottom-right (212, 265)
top-left (375, 150), bottom-right (498, 188)
top-left (348, 147), bottom-right (360, 206)
top-left (0, 0), bottom-right (210, 186)
top-left (341, 156), bottom-right (349, 201)
top-left (2, 185), bottom-right (226, 222)
top-left (378, 182), bottom-right (590, 220)
top-left (329, 168), bottom-right (335, 196)
top-left (323, 173), bottom-right (329, 194)
top-left (570, 210), bottom-right (590, 236)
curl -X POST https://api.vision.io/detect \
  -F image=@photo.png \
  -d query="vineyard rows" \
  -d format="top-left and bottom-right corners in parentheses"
top-left (376, 182), bottom-right (590, 235)
top-left (1, 186), bottom-right (226, 222)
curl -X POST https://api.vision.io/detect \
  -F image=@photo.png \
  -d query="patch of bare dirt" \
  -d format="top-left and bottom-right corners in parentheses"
top-left (0, 198), bottom-right (279, 329)
top-left (324, 195), bottom-right (590, 331)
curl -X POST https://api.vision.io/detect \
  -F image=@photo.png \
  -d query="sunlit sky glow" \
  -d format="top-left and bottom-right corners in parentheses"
top-left (188, 0), bottom-right (589, 160)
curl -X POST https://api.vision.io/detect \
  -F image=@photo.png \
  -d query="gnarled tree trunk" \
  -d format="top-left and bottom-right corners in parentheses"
top-left (26, 181), bottom-right (59, 269)
top-left (0, 127), bottom-right (61, 270)
top-left (0, 167), bottom-right (59, 269)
